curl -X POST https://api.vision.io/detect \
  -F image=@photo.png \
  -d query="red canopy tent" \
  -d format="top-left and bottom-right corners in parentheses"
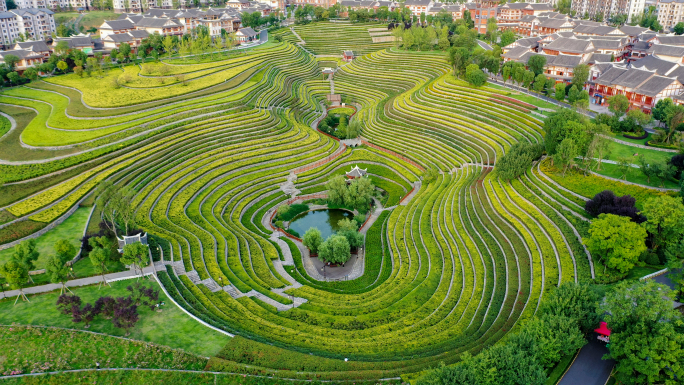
top-left (595, 321), bottom-right (611, 343)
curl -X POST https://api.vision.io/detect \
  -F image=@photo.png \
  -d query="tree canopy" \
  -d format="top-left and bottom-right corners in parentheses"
top-left (584, 213), bottom-right (647, 273)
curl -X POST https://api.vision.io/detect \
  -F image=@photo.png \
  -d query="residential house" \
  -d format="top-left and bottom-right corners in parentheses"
top-left (404, 0), bottom-right (434, 15)
top-left (0, 48), bottom-right (43, 70)
top-left (102, 29), bottom-right (149, 51)
top-left (99, 19), bottom-right (135, 39)
top-left (134, 17), bottom-right (184, 36)
top-left (235, 26), bottom-right (258, 43)
top-left (592, 66), bottom-right (684, 112)
top-left (13, 39), bottom-right (50, 59)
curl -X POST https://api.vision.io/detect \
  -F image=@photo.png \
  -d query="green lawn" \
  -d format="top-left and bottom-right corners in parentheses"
top-left (54, 10), bottom-right (118, 31)
top-left (328, 107), bottom-right (355, 116)
top-left (604, 140), bottom-right (672, 165)
top-left (592, 162), bottom-right (679, 189)
top-left (0, 206), bottom-right (91, 269)
top-left (593, 162), bottom-right (679, 189)
top-left (0, 278), bottom-right (231, 357)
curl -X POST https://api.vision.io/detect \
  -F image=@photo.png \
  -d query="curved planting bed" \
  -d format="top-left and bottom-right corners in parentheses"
top-left (0, 34), bottom-right (593, 381)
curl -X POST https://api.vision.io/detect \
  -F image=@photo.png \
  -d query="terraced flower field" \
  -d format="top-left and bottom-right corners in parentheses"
top-left (0, 29), bottom-right (596, 380)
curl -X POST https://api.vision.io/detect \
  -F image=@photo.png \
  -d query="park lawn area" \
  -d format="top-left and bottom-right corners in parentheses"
top-left (592, 162), bottom-right (679, 189)
top-left (0, 206), bottom-right (91, 269)
top-left (604, 139), bottom-right (672, 165)
top-left (0, 278), bottom-right (231, 357)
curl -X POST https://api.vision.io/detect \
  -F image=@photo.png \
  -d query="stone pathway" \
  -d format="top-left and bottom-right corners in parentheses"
top-left (3, 264), bottom-right (156, 299)
top-left (400, 181), bottom-right (421, 206)
top-left (601, 134), bottom-right (678, 153)
top-left (587, 170), bottom-right (678, 192)
top-left (279, 173), bottom-right (301, 197)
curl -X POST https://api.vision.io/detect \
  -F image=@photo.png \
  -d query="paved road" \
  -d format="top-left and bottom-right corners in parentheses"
top-left (559, 338), bottom-right (613, 385)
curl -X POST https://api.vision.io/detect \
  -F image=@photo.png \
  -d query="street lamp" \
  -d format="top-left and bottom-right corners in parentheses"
top-left (219, 276), bottom-right (223, 288)
top-left (321, 265), bottom-right (326, 280)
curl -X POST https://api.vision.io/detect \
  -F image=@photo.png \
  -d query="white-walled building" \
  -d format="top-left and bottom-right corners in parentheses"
top-left (0, 0), bottom-right (7, 12)
top-left (572, 0), bottom-right (646, 24)
top-left (0, 8), bottom-right (56, 46)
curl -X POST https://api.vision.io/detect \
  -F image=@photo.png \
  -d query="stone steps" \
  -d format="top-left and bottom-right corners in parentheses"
top-left (186, 270), bottom-right (201, 284)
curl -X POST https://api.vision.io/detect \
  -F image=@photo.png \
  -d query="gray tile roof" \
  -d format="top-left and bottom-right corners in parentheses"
top-left (404, 0), bottom-right (432, 5)
top-left (502, 45), bottom-right (531, 59)
top-left (596, 67), bottom-right (656, 89)
top-left (630, 54), bottom-right (679, 75)
top-left (0, 49), bottom-right (42, 59)
top-left (635, 76), bottom-right (678, 96)
top-left (544, 37), bottom-right (594, 53)
top-left (135, 17), bottom-right (183, 28)
top-left (619, 25), bottom-right (649, 36)
top-left (237, 27), bottom-right (257, 37)
top-left (657, 35), bottom-right (684, 46)
top-left (101, 19), bottom-right (134, 30)
top-left (547, 54), bottom-right (582, 68)
top-left (128, 29), bottom-right (149, 38)
top-left (648, 44), bottom-right (684, 57)
top-left (14, 40), bottom-right (50, 52)
top-left (539, 18), bottom-right (572, 29)
top-left (587, 53), bottom-right (613, 64)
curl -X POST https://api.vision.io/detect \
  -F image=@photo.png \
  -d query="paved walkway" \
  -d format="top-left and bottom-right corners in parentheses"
top-left (2, 264), bottom-right (156, 299)
top-left (559, 338), bottom-right (614, 385)
top-left (602, 134), bottom-right (678, 153)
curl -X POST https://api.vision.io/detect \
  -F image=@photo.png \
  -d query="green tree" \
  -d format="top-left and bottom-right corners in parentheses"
top-left (347, 177), bottom-right (374, 210)
top-left (675, 22), bottom-right (684, 35)
top-left (2, 54), bottom-right (19, 70)
top-left (318, 235), bottom-right (351, 265)
top-left (10, 239), bottom-right (39, 283)
top-left (89, 245), bottom-right (111, 289)
top-left (121, 242), bottom-right (149, 277)
top-left (302, 228), bottom-right (323, 254)
top-left (276, 204), bottom-right (290, 219)
top-left (496, 142), bottom-right (544, 181)
top-left (584, 214), bottom-right (648, 273)
top-left (625, 108), bottom-right (652, 132)
top-left (567, 85), bottom-right (580, 104)
top-left (539, 282), bottom-right (600, 332)
top-left (6, 71), bottom-right (19, 86)
top-left (527, 54), bottom-right (546, 76)
top-left (45, 254), bottom-right (71, 295)
top-left (465, 63), bottom-right (487, 87)
top-left (616, 156), bottom-right (633, 180)
top-left (325, 175), bottom-right (348, 206)
top-left (508, 313), bottom-right (586, 368)
top-left (640, 195), bottom-right (684, 253)
top-left (571, 64), bottom-right (589, 89)
top-left (0, 260), bottom-right (30, 304)
top-left (532, 74), bottom-right (546, 93)
top-left (553, 138), bottom-right (577, 176)
top-left (602, 280), bottom-right (684, 385)
top-left (554, 82), bottom-right (566, 101)
top-left (499, 29), bottom-right (516, 47)
top-left (545, 77), bottom-right (556, 96)
top-left (502, 65), bottom-right (511, 84)
top-left (522, 70), bottom-right (535, 88)
top-left (652, 98), bottom-right (673, 126)
top-left (56, 60), bottom-right (68, 74)
top-left (607, 94), bottom-right (630, 119)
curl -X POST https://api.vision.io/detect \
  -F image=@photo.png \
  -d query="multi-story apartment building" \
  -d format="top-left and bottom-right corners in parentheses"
top-left (572, 0), bottom-right (646, 24)
top-left (465, 1), bottom-right (498, 34)
top-left (45, 0), bottom-right (92, 11)
top-left (0, 8), bottom-right (55, 46)
top-left (656, 0), bottom-right (684, 30)
top-left (0, 0), bottom-right (7, 12)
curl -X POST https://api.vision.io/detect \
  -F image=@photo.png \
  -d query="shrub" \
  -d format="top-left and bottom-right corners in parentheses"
top-left (585, 190), bottom-right (645, 223)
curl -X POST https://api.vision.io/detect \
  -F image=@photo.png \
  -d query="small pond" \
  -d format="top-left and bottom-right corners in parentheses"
top-left (288, 209), bottom-right (354, 240)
